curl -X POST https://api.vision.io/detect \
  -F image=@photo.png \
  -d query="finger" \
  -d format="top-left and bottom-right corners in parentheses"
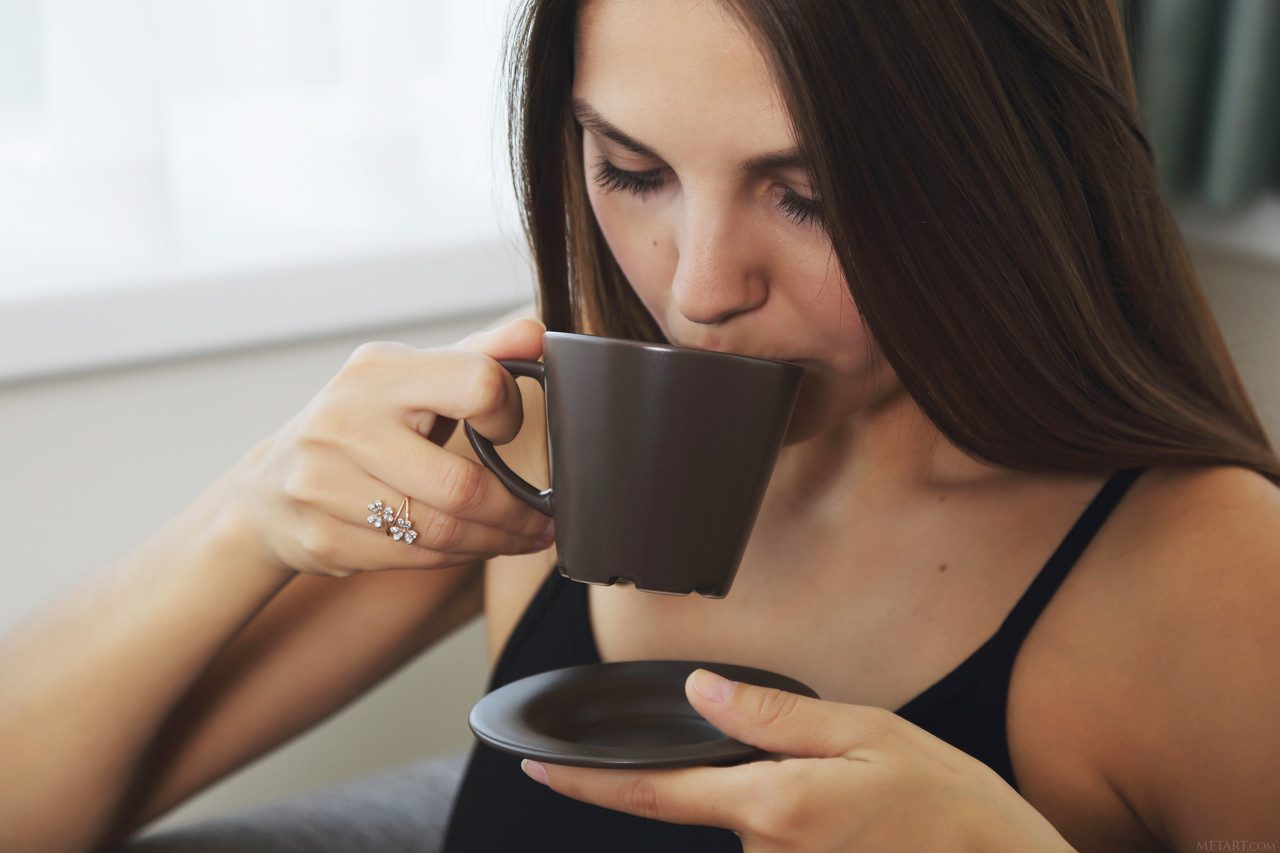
top-left (297, 474), bottom-right (551, 576)
top-left (523, 759), bottom-right (764, 831)
top-left (456, 316), bottom-right (547, 360)
top-left (282, 498), bottom-right (488, 578)
top-left (685, 669), bottom-right (890, 759)
top-left (350, 492), bottom-right (553, 561)
top-left (294, 517), bottom-right (473, 576)
top-left (451, 317), bottom-right (545, 442)
top-left (302, 518), bottom-right (538, 576)
top-left (351, 425), bottom-right (553, 542)
top-left (336, 321), bottom-right (543, 446)
top-left (337, 347), bottom-right (526, 445)
top-left (295, 447), bottom-right (552, 555)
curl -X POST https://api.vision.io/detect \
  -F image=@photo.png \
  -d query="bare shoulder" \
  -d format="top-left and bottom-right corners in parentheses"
top-left (1120, 464), bottom-right (1280, 548)
top-left (1088, 466), bottom-right (1280, 845)
top-left (1099, 466), bottom-right (1280, 649)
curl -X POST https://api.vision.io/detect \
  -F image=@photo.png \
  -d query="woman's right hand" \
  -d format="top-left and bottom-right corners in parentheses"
top-left (0, 317), bottom-right (555, 852)
top-left (231, 316), bottom-right (555, 578)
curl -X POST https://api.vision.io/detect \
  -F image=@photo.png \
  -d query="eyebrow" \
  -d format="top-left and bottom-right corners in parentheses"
top-left (572, 99), bottom-right (659, 159)
top-left (571, 98), bottom-right (809, 175)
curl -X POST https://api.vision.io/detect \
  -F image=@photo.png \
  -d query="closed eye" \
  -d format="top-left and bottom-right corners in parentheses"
top-left (592, 157), bottom-right (669, 196)
top-left (776, 187), bottom-right (823, 228)
top-left (592, 154), bottom-right (824, 230)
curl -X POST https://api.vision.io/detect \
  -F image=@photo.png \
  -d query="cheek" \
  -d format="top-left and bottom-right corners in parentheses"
top-left (587, 188), bottom-right (676, 317)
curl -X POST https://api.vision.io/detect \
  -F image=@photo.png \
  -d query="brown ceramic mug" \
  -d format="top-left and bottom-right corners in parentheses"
top-left (465, 332), bottom-right (802, 598)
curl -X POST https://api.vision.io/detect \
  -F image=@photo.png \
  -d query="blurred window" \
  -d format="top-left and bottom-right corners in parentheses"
top-left (0, 0), bottom-right (518, 303)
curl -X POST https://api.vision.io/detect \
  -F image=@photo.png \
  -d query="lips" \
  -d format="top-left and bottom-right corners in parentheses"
top-left (670, 337), bottom-right (767, 358)
top-left (675, 343), bottom-right (804, 366)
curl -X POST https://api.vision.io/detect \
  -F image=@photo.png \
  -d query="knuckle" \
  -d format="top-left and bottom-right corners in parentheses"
top-left (622, 776), bottom-right (664, 822)
top-left (290, 409), bottom-right (351, 461)
top-left (418, 507), bottom-right (465, 550)
top-left (461, 357), bottom-right (511, 418)
top-left (436, 457), bottom-right (486, 514)
top-left (295, 517), bottom-right (343, 565)
top-left (279, 462), bottom-right (325, 507)
top-left (858, 706), bottom-right (897, 745)
top-left (279, 469), bottom-right (310, 506)
top-left (338, 342), bottom-right (414, 389)
top-left (347, 340), bottom-right (407, 370)
top-left (304, 403), bottom-right (351, 438)
top-left (750, 686), bottom-right (801, 729)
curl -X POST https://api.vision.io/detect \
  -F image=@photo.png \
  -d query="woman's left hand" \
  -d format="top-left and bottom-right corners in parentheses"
top-left (523, 669), bottom-right (1075, 852)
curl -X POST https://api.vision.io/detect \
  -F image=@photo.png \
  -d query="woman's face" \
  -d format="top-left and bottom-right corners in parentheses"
top-left (573, 0), bottom-right (898, 440)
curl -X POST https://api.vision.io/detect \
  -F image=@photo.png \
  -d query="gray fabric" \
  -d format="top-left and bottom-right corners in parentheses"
top-left (119, 751), bottom-right (468, 853)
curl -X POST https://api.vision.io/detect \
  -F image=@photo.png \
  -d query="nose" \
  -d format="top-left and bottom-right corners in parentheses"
top-left (669, 203), bottom-right (768, 325)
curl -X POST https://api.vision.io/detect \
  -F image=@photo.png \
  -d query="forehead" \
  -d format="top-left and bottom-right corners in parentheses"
top-left (573, 0), bottom-right (795, 157)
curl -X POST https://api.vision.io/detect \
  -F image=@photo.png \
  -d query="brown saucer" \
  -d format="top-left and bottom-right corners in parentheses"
top-left (468, 660), bottom-right (819, 769)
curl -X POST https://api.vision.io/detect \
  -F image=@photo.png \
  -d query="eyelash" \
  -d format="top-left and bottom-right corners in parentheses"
top-left (591, 157), bottom-right (824, 229)
top-left (776, 189), bottom-right (823, 228)
top-left (592, 158), bottom-right (667, 196)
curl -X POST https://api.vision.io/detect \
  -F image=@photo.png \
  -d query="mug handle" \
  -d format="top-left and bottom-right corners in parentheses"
top-left (463, 359), bottom-right (554, 516)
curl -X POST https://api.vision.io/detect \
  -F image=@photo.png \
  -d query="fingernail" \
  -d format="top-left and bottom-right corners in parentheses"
top-left (539, 518), bottom-right (556, 543)
top-left (522, 759), bottom-right (548, 785)
top-left (691, 669), bottom-right (737, 703)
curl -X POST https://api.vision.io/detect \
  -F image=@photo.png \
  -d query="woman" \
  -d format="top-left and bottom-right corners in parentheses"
top-left (2, 0), bottom-right (1278, 850)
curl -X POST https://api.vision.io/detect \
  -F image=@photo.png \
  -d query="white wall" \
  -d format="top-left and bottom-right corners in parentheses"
top-left (0, 244), bottom-right (1276, 837)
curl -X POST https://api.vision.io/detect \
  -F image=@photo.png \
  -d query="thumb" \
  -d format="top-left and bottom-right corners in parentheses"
top-left (686, 669), bottom-right (868, 759)
top-left (457, 316), bottom-right (547, 361)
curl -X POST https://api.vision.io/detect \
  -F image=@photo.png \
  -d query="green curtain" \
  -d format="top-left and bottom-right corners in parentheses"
top-left (1121, 0), bottom-right (1280, 210)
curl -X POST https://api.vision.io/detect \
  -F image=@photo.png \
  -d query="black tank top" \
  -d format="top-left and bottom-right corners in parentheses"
top-left (442, 468), bottom-right (1143, 852)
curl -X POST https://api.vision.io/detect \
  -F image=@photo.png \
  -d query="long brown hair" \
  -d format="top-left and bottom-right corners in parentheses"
top-left (505, 0), bottom-right (1280, 481)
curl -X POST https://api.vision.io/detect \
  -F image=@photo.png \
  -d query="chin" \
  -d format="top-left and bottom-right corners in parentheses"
top-left (779, 372), bottom-right (832, 445)
top-left (779, 365), bottom-right (901, 445)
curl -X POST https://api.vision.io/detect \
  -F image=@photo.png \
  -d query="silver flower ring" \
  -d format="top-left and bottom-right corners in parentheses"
top-left (366, 498), bottom-right (417, 545)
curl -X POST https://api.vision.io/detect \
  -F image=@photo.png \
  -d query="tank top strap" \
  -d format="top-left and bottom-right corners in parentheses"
top-left (488, 566), bottom-right (600, 692)
top-left (994, 467), bottom-right (1144, 647)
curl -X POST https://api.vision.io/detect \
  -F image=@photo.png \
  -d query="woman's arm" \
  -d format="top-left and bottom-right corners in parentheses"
top-left (0, 469), bottom-right (300, 852)
top-left (0, 319), bottom-right (552, 852)
top-left (0, 464), bottom-right (486, 852)
top-left (1085, 466), bottom-right (1280, 848)
top-left (106, 517), bottom-right (487, 844)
